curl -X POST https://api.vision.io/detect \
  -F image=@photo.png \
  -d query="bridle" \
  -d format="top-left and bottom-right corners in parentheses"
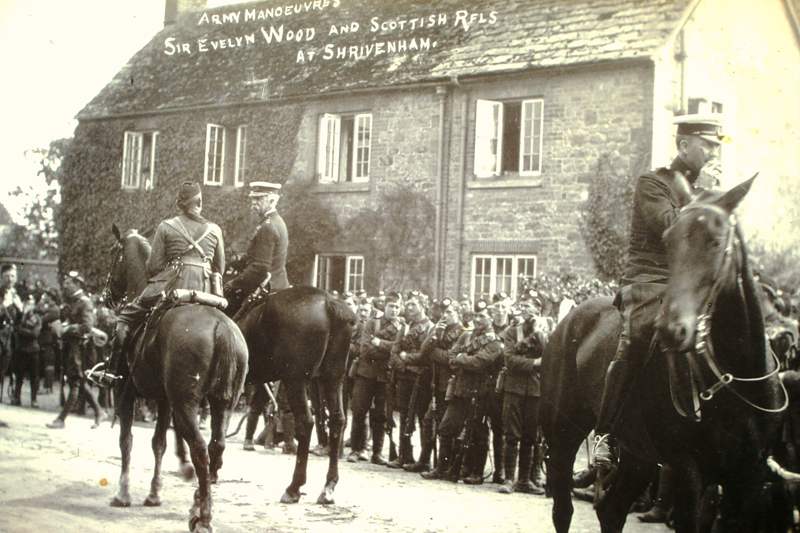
top-left (101, 241), bottom-right (127, 311)
top-left (671, 204), bottom-right (788, 418)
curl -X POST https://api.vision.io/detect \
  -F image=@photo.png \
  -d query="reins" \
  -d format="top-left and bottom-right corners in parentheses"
top-left (674, 205), bottom-right (788, 417)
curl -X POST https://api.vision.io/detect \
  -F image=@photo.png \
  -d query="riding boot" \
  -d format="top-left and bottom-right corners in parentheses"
top-left (370, 429), bottom-right (387, 465)
top-left (12, 378), bottom-right (21, 406)
top-left (499, 439), bottom-right (518, 494)
top-left (594, 335), bottom-right (632, 470)
top-left (422, 437), bottom-right (452, 480)
top-left (492, 434), bottom-right (505, 484)
top-left (514, 441), bottom-right (545, 495)
top-left (463, 426), bottom-right (489, 485)
top-left (243, 406), bottom-right (261, 450)
top-left (447, 438), bottom-right (465, 482)
top-left (388, 436), bottom-right (412, 468)
top-left (639, 465), bottom-right (674, 523)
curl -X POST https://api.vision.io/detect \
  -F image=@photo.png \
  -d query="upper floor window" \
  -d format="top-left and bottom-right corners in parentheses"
top-left (474, 98), bottom-right (543, 178)
top-left (471, 254), bottom-right (537, 303)
top-left (204, 124), bottom-right (226, 186)
top-left (317, 112), bottom-right (372, 184)
top-left (688, 98), bottom-right (723, 115)
top-left (234, 125), bottom-right (247, 187)
top-left (122, 131), bottom-right (158, 190)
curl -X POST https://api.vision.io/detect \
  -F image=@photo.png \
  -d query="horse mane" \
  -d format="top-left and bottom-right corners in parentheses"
top-left (123, 229), bottom-right (151, 296)
top-left (734, 223), bottom-right (768, 361)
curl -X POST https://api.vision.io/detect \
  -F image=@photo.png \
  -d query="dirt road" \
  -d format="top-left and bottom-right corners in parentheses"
top-left (0, 397), bottom-right (668, 533)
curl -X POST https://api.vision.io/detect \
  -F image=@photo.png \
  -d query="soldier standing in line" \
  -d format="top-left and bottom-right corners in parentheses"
top-left (497, 289), bottom-right (546, 495)
top-left (389, 293), bottom-right (434, 469)
top-left (0, 264), bottom-right (22, 402)
top-left (418, 298), bottom-right (465, 479)
top-left (347, 291), bottom-right (403, 464)
top-left (47, 271), bottom-right (107, 429)
top-left (436, 303), bottom-right (503, 483)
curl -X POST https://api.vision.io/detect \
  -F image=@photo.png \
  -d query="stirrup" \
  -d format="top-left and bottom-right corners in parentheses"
top-left (84, 362), bottom-right (123, 388)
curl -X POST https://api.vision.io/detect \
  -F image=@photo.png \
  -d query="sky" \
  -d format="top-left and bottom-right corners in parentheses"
top-left (0, 0), bottom-right (167, 221)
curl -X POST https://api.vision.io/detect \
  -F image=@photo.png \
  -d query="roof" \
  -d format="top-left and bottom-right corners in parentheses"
top-left (79, 0), bottom-right (691, 119)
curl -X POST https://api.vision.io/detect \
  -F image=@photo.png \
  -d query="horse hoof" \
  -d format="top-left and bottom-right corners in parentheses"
top-left (280, 490), bottom-right (301, 504)
top-left (181, 463), bottom-right (195, 481)
top-left (210, 473), bottom-right (218, 485)
top-left (143, 495), bottom-right (161, 507)
top-left (316, 491), bottom-right (335, 505)
top-left (110, 496), bottom-right (131, 507)
top-left (189, 516), bottom-right (212, 533)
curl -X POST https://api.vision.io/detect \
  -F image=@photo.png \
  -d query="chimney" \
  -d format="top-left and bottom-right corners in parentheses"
top-left (165, 0), bottom-right (207, 26)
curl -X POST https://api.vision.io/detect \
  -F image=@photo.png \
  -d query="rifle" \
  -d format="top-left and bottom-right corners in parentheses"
top-left (449, 395), bottom-right (481, 479)
top-left (402, 373), bottom-right (422, 438)
top-left (431, 363), bottom-right (438, 467)
top-left (385, 368), bottom-right (398, 462)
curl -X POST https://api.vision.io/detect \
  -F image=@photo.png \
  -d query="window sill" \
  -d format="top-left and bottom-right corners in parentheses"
top-left (467, 176), bottom-right (543, 189)
top-left (311, 182), bottom-right (371, 194)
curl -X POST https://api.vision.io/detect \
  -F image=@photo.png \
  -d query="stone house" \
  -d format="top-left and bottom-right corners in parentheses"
top-left (64, 0), bottom-right (800, 300)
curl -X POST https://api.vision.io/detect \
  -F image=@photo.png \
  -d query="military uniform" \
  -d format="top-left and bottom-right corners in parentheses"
top-left (347, 314), bottom-right (402, 462)
top-left (0, 284), bottom-right (21, 390)
top-left (437, 324), bottom-right (503, 482)
top-left (498, 317), bottom-right (546, 493)
top-left (228, 210), bottom-right (289, 294)
top-left (389, 314), bottom-right (434, 468)
top-left (53, 288), bottom-right (105, 426)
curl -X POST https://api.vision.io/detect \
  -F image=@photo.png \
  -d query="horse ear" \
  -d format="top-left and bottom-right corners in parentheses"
top-left (714, 173), bottom-right (758, 213)
top-left (112, 224), bottom-right (121, 242)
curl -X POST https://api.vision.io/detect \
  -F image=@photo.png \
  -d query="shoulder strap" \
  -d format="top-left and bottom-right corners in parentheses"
top-left (165, 218), bottom-right (213, 261)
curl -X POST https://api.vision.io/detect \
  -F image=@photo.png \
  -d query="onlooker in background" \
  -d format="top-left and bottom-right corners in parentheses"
top-left (13, 296), bottom-right (42, 407)
top-left (37, 289), bottom-right (61, 395)
top-left (0, 264), bottom-right (22, 402)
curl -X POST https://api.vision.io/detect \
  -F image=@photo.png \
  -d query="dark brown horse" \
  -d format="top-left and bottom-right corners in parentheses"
top-left (230, 283), bottom-right (355, 505)
top-left (106, 225), bottom-right (248, 533)
top-left (541, 177), bottom-right (786, 532)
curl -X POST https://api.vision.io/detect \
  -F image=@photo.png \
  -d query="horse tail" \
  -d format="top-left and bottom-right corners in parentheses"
top-left (207, 318), bottom-right (247, 405)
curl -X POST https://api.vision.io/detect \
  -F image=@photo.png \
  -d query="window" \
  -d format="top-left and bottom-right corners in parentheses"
top-left (470, 254), bottom-right (537, 302)
top-left (204, 124), bottom-right (226, 185)
top-left (317, 112), bottom-right (372, 183)
top-left (234, 125), bottom-right (247, 187)
top-left (474, 98), bottom-right (543, 178)
top-left (313, 254), bottom-right (365, 293)
top-left (121, 131), bottom-right (158, 190)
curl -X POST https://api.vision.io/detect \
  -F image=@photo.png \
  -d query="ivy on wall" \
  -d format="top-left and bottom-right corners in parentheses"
top-left (578, 151), bottom-right (649, 280)
top-left (58, 104), bottom-right (304, 289)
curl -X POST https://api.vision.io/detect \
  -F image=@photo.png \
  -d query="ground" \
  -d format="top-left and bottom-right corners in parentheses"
top-left (0, 388), bottom-right (670, 533)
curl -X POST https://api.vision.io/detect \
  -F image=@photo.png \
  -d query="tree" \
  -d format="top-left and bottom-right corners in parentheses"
top-left (8, 138), bottom-right (70, 260)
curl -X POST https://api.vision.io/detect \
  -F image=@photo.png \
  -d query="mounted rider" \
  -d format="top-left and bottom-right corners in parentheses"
top-left (224, 181), bottom-right (289, 312)
top-left (113, 181), bottom-right (225, 360)
top-left (593, 114), bottom-right (729, 465)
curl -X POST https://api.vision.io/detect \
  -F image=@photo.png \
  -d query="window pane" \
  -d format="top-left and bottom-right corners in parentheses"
top-left (235, 126), bottom-right (247, 186)
top-left (473, 256), bottom-right (492, 302)
top-left (494, 257), bottom-right (513, 296)
top-left (354, 114), bottom-right (371, 181)
top-left (520, 100), bottom-right (543, 174)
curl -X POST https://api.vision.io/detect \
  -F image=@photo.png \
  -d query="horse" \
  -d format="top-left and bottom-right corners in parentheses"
top-left (229, 282), bottom-right (355, 505)
top-left (105, 225), bottom-right (249, 533)
top-left (540, 176), bottom-right (786, 532)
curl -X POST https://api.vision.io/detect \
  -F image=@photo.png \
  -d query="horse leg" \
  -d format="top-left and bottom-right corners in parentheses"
top-left (669, 461), bottom-right (704, 533)
top-left (174, 426), bottom-right (195, 481)
top-left (173, 405), bottom-right (213, 533)
top-left (144, 399), bottom-right (171, 506)
top-left (595, 448), bottom-right (657, 533)
top-left (208, 398), bottom-right (230, 484)
top-left (280, 379), bottom-right (314, 504)
top-left (547, 428), bottom-right (587, 533)
top-left (316, 376), bottom-right (345, 505)
top-left (110, 379), bottom-right (136, 507)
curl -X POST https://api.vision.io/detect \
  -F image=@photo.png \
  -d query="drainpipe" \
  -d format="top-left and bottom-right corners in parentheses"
top-left (455, 84), bottom-right (468, 298)
top-left (433, 85), bottom-right (448, 297)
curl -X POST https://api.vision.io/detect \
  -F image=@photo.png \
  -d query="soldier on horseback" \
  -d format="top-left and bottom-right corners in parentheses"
top-left (112, 181), bottom-right (225, 364)
top-left (593, 114), bottom-right (729, 466)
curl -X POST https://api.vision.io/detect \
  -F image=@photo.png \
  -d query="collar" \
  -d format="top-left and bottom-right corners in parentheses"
top-left (260, 208), bottom-right (277, 221)
top-left (670, 156), bottom-right (697, 184)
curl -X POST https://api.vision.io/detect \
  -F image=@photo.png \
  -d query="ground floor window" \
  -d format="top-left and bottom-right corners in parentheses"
top-left (313, 254), bottom-right (365, 293)
top-left (470, 254), bottom-right (537, 303)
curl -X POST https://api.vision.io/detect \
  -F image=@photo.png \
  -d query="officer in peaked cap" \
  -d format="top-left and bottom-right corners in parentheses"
top-left (593, 112), bottom-right (730, 467)
top-left (225, 181), bottom-right (290, 312)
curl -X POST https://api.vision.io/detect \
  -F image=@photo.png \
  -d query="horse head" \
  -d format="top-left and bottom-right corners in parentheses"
top-left (658, 175), bottom-right (757, 353)
top-left (105, 223), bottom-right (151, 309)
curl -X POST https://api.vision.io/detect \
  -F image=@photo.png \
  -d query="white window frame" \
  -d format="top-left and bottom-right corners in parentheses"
top-left (312, 254), bottom-right (365, 292)
top-left (204, 124), bottom-right (226, 186)
top-left (317, 112), bottom-right (372, 184)
top-left (234, 125), bottom-right (247, 187)
top-left (122, 131), bottom-right (158, 190)
top-left (519, 99), bottom-right (544, 176)
top-left (470, 254), bottom-right (538, 302)
top-left (352, 113), bottom-right (372, 182)
top-left (474, 98), bottom-right (544, 178)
